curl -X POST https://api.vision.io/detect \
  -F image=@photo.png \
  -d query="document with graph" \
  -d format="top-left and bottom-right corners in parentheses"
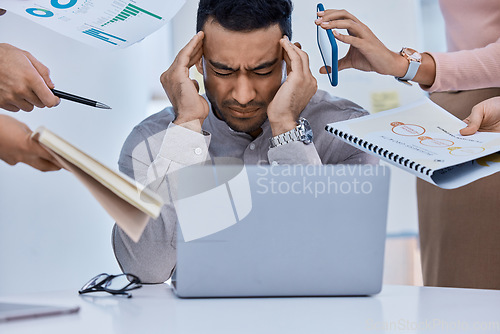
top-left (326, 99), bottom-right (500, 189)
top-left (0, 0), bottom-right (185, 48)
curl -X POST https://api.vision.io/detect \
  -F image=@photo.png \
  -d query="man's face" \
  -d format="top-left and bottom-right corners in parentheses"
top-left (198, 20), bottom-right (284, 135)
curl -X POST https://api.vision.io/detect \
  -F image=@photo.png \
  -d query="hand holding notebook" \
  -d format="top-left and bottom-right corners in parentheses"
top-left (32, 127), bottom-right (164, 242)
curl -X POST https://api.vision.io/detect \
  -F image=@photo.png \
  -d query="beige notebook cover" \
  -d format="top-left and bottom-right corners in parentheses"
top-left (32, 127), bottom-right (163, 242)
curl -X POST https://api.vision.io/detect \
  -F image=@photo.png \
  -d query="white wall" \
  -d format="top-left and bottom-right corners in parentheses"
top-left (0, 11), bottom-right (174, 296)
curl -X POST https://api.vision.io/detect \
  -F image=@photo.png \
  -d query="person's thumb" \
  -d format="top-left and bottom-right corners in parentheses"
top-left (460, 107), bottom-right (483, 136)
top-left (338, 56), bottom-right (350, 71)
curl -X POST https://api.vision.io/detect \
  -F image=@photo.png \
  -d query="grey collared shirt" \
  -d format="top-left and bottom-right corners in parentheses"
top-left (113, 89), bottom-right (378, 283)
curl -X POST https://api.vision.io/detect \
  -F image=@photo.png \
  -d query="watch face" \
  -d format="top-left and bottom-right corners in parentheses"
top-left (410, 52), bottom-right (422, 62)
top-left (299, 118), bottom-right (313, 144)
top-left (403, 48), bottom-right (421, 62)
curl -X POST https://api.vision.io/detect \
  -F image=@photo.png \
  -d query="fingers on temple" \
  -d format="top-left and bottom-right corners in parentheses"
top-left (178, 31), bottom-right (205, 68)
top-left (281, 37), bottom-right (310, 76)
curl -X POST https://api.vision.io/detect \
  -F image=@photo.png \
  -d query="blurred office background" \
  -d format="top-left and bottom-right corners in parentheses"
top-left (0, 0), bottom-right (445, 295)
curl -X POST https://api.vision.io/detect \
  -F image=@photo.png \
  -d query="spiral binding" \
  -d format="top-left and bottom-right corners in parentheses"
top-left (326, 126), bottom-right (432, 176)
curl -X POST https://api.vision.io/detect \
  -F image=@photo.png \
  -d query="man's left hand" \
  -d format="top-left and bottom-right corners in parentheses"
top-left (267, 36), bottom-right (317, 137)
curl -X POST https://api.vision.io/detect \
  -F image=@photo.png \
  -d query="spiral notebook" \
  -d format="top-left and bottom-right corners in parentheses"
top-left (325, 99), bottom-right (500, 189)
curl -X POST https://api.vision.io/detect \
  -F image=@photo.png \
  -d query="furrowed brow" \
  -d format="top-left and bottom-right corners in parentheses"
top-left (248, 58), bottom-right (279, 71)
top-left (209, 60), bottom-right (238, 72)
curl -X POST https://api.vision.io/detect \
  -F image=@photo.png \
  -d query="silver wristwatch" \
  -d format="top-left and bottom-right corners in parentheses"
top-left (269, 117), bottom-right (313, 148)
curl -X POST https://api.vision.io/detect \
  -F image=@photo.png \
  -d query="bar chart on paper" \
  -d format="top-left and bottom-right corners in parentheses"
top-left (82, 28), bottom-right (127, 46)
top-left (102, 3), bottom-right (162, 27)
top-left (0, 0), bottom-right (185, 48)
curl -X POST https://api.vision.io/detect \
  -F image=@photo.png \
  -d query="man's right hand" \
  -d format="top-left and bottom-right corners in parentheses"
top-left (0, 43), bottom-right (60, 112)
top-left (0, 115), bottom-right (61, 172)
top-left (160, 31), bottom-right (208, 132)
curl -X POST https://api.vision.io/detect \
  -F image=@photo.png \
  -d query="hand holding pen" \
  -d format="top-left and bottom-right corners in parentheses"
top-left (0, 43), bottom-right (60, 112)
top-left (51, 89), bottom-right (111, 109)
top-left (0, 43), bottom-right (111, 112)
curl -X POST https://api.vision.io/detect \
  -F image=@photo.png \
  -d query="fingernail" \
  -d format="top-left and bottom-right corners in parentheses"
top-left (315, 18), bottom-right (322, 24)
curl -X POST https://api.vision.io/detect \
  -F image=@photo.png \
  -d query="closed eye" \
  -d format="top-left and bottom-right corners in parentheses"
top-left (255, 71), bottom-right (273, 76)
top-left (213, 70), bottom-right (233, 77)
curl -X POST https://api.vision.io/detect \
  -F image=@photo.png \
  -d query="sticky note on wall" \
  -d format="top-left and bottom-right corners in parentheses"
top-left (371, 91), bottom-right (400, 113)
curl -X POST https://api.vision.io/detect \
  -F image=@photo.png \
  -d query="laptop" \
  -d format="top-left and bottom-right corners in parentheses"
top-left (171, 164), bottom-right (390, 298)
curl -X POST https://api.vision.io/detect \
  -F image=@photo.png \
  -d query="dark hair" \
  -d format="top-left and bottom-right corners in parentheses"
top-left (196, 0), bottom-right (293, 39)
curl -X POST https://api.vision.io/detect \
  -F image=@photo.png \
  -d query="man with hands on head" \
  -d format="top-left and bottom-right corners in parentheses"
top-left (0, 8), bottom-right (61, 172)
top-left (113, 0), bottom-right (377, 284)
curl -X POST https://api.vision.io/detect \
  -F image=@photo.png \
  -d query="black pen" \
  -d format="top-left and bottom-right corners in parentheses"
top-left (51, 89), bottom-right (111, 109)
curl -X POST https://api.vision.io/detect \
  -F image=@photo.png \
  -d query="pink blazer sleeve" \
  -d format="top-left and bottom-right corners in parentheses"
top-left (423, 37), bottom-right (500, 93)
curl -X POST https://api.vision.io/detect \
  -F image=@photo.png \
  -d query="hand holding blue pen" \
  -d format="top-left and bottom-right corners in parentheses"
top-left (314, 6), bottom-right (415, 84)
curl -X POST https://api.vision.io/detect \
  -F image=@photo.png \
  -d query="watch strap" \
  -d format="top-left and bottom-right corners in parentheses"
top-left (395, 48), bottom-right (422, 84)
top-left (269, 128), bottom-right (301, 147)
top-left (398, 59), bottom-right (420, 81)
top-left (270, 117), bottom-right (311, 148)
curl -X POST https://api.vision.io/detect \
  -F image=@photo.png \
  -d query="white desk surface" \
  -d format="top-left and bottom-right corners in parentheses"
top-left (1, 284), bottom-right (499, 333)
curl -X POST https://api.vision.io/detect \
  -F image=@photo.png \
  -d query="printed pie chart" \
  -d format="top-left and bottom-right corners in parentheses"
top-left (419, 137), bottom-right (454, 147)
top-left (392, 124), bottom-right (425, 136)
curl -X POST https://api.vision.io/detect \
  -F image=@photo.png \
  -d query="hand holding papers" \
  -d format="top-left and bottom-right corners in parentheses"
top-left (326, 99), bottom-right (500, 189)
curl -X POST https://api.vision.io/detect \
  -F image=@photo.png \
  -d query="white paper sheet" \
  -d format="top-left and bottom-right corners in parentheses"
top-left (326, 99), bottom-right (500, 189)
top-left (0, 0), bottom-right (185, 49)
